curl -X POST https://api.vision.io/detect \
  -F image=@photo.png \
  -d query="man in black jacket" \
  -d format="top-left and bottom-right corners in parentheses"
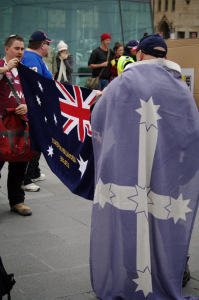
top-left (88, 33), bottom-right (114, 90)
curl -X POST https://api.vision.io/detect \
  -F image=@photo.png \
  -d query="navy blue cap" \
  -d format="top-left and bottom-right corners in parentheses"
top-left (29, 31), bottom-right (53, 43)
top-left (137, 34), bottom-right (167, 58)
top-left (126, 40), bottom-right (139, 51)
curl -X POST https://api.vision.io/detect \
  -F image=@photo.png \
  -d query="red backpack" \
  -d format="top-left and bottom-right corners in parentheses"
top-left (0, 108), bottom-right (35, 161)
top-left (0, 74), bottom-right (35, 162)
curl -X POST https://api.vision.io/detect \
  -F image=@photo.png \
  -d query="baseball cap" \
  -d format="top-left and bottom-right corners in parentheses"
top-left (29, 31), bottom-right (53, 43)
top-left (137, 34), bottom-right (167, 58)
top-left (126, 40), bottom-right (139, 52)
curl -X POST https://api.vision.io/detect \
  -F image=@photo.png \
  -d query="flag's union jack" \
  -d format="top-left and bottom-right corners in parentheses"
top-left (56, 81), bottom-right (96, 142)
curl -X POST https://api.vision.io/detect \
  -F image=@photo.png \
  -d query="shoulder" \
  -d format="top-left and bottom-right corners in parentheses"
top-left (22, 51), bottom-right (39, 64)
top-left (92, 47), bottom-right (101, 54)
top-left (0, 58), bottom-right (4, 67)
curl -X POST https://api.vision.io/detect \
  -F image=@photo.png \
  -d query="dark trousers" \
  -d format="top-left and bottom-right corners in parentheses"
top-left (99, 78), bottom-right (109, 90)
top-left (23, 151), bottom-right (41, 185)
top-left (0, 161), bottom-right (28, 207)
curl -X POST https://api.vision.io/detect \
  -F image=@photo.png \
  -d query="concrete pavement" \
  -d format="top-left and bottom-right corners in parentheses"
top-left (0, 155), bottom-right (199, 299)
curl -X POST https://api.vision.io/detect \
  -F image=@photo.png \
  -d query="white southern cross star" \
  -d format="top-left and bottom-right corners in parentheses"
top-left (136, 97), bottom-right (161, 130)
top-left (77, 155), bottom-right (88, 178)
top-left (131, 185), bottom-right (148, 218)
top-left (38, 81), bottom-right (43, 92)
top-left (36, 95), bottom-right (41, 106)
top-left (44, 116), bottom-right (47, 123)
top-left (47, 145), bottom-right (54, 157)
top-left (166, 194), bottom-right (191, 224)
top-left (133, 267), bottom-right (152, 297)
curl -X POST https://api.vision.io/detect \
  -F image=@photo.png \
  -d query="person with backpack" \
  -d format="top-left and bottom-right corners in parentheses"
top-left (0, 34), bottom-right (32, 216)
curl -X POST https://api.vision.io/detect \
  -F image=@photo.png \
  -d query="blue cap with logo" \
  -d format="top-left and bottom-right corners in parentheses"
top-left (137, 34), bottom-right (167, 58)
top-left (29, 31), bottom-right (53, 43)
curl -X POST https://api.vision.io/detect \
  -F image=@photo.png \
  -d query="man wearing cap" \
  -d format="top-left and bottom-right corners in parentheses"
top-left (21, 31), bottom-right (53, 192)
top-left (21, 30), bottom-right (53, 79)
top-left (88, 33), bottom-right (114, 90)
top-left (90, 34), bottom-right (199, 299)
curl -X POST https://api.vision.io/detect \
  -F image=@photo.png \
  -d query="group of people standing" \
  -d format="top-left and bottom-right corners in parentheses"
top-left (0, 30), bottom-right (75, 216)
top-left (88, 32), bottom-right (139, 90)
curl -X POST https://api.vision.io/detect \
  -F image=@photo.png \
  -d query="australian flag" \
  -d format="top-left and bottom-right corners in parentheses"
top-left (18, 63), bottom-right (96, 200)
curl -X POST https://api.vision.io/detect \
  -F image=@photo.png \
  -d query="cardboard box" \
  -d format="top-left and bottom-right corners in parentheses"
top-left (166, 38), bottom-right (199, 108)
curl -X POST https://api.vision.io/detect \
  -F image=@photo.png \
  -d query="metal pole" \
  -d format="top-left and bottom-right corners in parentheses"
top-left (119, 0), bottom-right (124, 45)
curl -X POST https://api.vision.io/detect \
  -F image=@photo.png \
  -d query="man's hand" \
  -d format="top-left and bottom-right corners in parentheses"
top-left (7, 58), bottom-right (19, 71)
top-left (101, 61), bottom-right (108, 67)
top-left (15, 104), bottom-right (28, 115)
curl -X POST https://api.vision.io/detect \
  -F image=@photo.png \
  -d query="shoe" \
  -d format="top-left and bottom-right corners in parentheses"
top-left (32, 173), bottom-right (46, 182)
top-left (21, 183), bottom-right (40, 192)
top-left (182, 256), bottom-right (191, 287)
top-left (11, 202), bottom-right (32, 216)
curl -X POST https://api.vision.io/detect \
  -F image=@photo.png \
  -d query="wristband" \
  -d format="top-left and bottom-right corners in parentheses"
top-left (5, 65), bottom-right (9, 72)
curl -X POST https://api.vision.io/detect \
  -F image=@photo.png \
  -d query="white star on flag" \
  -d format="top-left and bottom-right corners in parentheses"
top-left (77, 155), bottom-right (88, 178)
top-left (131, 185), bottom-right (149, 218)
top-left (45, 116), bottom-right (47, 123)
top-left (38, 81), bottom-right (43, 92)
top-left (136, 97), bottom-right (161, 130)
top-left (54, 114), bottom-right (57, 125)
top-left (36, 95), bottom-right (41, 106)
top-left (133, 267), bottom-right (152, 297)
top-left (167, 194), bottom-right (192, 224)
top-left (47, 145), bottom-right (54, 157)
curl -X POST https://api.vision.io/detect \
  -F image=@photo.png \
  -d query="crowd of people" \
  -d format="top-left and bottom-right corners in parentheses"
top-left (0, 29), bottom-right (198, 300)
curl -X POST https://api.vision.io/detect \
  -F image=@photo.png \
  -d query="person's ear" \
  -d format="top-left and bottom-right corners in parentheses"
top-left (4, 46), bottom-right (9, 54)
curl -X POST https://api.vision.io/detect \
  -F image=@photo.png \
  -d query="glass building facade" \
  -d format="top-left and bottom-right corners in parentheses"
top-left (1, 0), bottom-right (153, 86)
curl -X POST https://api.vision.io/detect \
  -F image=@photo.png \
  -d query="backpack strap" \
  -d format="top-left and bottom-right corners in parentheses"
top-left (4, 75), bottom-right (22, 106)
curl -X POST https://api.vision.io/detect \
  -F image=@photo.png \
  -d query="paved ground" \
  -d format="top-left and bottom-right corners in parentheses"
top-left (0, 156), bottom-right (199, 300)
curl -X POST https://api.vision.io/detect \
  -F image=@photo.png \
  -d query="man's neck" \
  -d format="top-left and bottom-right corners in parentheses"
top-left (26, 48), bottom-right (42, 57)
top-left (100, 44), bottom-right (108, 51)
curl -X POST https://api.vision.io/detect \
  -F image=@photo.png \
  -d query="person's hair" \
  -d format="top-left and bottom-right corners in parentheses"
top-left (4, 34), bottom-right (24, 47)
top-left (113, 42), bottom-right (123, 53)
top-left (28, 40), bottom-right (44, 50)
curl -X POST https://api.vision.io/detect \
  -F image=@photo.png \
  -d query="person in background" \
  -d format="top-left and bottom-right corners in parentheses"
top-left (110, 41), bottom-right (124, 82)
top-left (43, 45), bottom-right (57, 79)
top-left (0, 34), bottom-right (32, 216)
top-left (88, 33), bottom-right (114, 90)
top-left (117, 39), bottom-right (138, 76)
top-left (21, 30), bottom-right (53, 192)
top-left (55, 41), bottom-right (74, 85)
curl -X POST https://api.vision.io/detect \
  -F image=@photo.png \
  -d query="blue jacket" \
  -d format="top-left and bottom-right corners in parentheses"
top-left (21, 50), bottom-right (53, 79)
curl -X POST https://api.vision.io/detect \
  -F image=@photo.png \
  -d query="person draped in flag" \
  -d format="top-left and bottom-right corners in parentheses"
top-left (90, 34), bottom-right (199, 299)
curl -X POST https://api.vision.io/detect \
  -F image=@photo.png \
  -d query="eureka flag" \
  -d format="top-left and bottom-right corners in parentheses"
top-left (90, 59), bottom-right (199, 299)
top-left (18, 63), bottom-right (95, 200)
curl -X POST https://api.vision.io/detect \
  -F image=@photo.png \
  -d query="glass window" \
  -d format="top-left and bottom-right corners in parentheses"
top-left (177, 31), bottom-right (185, 38)
top-left (0, 0), bottom-right (152, 87)
top-left (121, 1), bottom-right (153, 43)
top-left (189, 32), bottom-right (197, 38)
top-left (158, 0), bottom-right (162, 11)
top-left (172, 0), bottom-right (176, 11)
top-left (165, 0), bottom-right (168, 11)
